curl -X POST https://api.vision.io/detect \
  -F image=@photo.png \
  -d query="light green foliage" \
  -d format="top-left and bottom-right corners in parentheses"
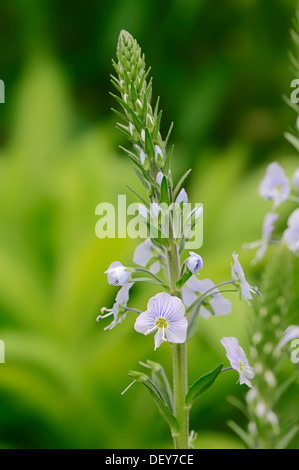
top-left (1, 0), bottom-right (299, 450)
top-left (230, 247), bottom-right (299, 449)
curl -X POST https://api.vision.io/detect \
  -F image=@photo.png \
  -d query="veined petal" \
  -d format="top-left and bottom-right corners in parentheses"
top-left (239, 372), bottom-right (253, 388)
top-left (133, 238), bottom-right (153, 267)
top-left (147, 292), bottom-right (185, 320)
top-left (150, 261), bottom-right (161, 274)
top-left (210, 294), bottom-right (232, 316)
top-left (134, 311), bottom-right (156, 334)
top-left (199, 305), bottom-right (211, 319)
top-left (243, 364), bottom-right (255, 380)
top-left (154, 329), bottom-right (164, 350)
top-left (221, 336), bottom-right (254, 388)
top-left (166, 317), bottom-right (188, 343)
top-left (181, 285), bottom-right (197, 307)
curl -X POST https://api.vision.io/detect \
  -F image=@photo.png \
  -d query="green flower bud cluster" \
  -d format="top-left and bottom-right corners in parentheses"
top-left (111, 30), bottom-right (173, 188)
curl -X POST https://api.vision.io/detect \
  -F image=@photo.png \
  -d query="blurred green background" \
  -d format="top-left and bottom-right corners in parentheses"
top-left (0, 0), bottom-right (299, 449)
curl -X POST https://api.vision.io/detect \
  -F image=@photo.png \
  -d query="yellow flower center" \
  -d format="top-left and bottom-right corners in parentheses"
top-left (155, 317), bottom-right (168, 329)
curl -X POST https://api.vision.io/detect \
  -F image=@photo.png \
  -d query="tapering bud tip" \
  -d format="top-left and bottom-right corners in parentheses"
top-left (118, 30), bottom-right (134, 49)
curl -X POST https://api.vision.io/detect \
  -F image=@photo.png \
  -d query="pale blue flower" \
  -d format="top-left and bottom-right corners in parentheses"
top-left (134, 292), bottom-right (187, 350)
top-left (138, 203), bottom-right (148, 219)
top-left (133, 238), bottom-right (161, 274)
top-left (193, 204), bottom-right (203, 220)
top-left (220, 337), bottom-right (255, 388)
top-left (259, 162), bottom-right (290, 209)
top-left (98, 283), bottom-right (134, 330)
top-left (245, 212), bottom-right (279, 263)
top-left (182, 276), bottom-right (231, 319)
top-left (151, 201), bottom-right (160, 218)
top-left (186, 252), bottom-right (203, 273)
top-left (135, 144), bottom-right (146, 166)
top-left (279, 325), bottom-right (299, 348)
top-left (138, 202), bottom-right (160, 220)
top-left (156, 171), bottom-right (164, 185)
top-left (292, 167), bottom-right (299, 187)
top-left (176, 188), bottom-right (188, 204)
top-left (154, 145), bottom-right (164, 167)
top-left (105, 261), bottom-right (131, 286)
top-left (283, 208), bottom-right (299, 254)
top-left (231, 252), bottom-right (259, 304)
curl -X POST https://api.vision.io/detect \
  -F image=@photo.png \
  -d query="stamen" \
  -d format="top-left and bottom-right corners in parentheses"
top-left (145, 324), bottom-right (158, 335)
top-left (161, 326), bottom-right (167, 342)
top-left (97, 309), bottom-right (113, 321)
top-left (121, 380), bottom-right (136, 395)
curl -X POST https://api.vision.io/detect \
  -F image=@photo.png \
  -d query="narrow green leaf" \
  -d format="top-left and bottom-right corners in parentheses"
top-left (116, 125), bottom-right (137, 143)
top-left (130, 81), bottom-right (138, 102)
top-left (137, 66), bottom-right (151, 95)
top-left (186, 304), bottom-right (201, 341)
top-left (110, 78), bottom-right (123, 94)
top-left (227, 396), bottom-right (250, 419)
top-left (274, 425), bottom-right (299, 449)
top-left (273, 374), bottom-right (299, 405)
top-left (173, 169), bottom-right (192, 201)
top-left (130, 109), bottom-right (143, 134)
top-left (154, 96), bottom-right (160, 120)
top-left (146, 77), bottom-right (153, 102)
top-left (119, 145), bottom-right (138, 159)
top-left (284, 131), bottom-right (299, 151)
top-left (164, 121), bottom-right (174, 149)
top-left (227, 420), bottom-right (254, 449)
top-left (132, 63), bottom-right (138, 81)
top-left (152, 372), bottom-right (173, 411)
top-left (111, 58), bottom-right (121, 75)
top-left (111, 107), bottom-right (128, 123)
top-left (145, 128), bottom-right (155, 159)
top-left (164, 144), bottom-right (174, 173)
top-left (146, 221), bottom-right (170, 247)
top-left (185, 364), bottom-right (223, 407)
top-left (141, 93), bottom-right (148, 123)
top-left (123, 68), bottom-right (131, 88)
top-left (127, 370), bottom-right (178, 435)
top-left (282, 94), bottom-right (299, 113)
top-left (152, 110), bottom-right (162, 141)
top-left (127, 154), bottom-right (156, 187)
top-left (109, 92), bottom-right (131, 115)
top-left (149, 389), bottom-right (179, 435)
top-left (126, 185), bottom-right (149, 208)
top-left (176, 271), bottom-right (192, 289)
top-left (160, 176), bottom-right (169, 204)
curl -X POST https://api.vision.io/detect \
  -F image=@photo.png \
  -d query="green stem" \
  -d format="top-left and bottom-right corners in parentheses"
top-left (166, 240), bottom-right (189, 449)
top-left (133, 268), bottom-right (169, 289)
top-left (186, 280), bottom-right (234, 314)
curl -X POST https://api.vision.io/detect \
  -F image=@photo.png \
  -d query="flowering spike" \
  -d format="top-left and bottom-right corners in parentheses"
top-left (112, 30), bottom-right (172, 183)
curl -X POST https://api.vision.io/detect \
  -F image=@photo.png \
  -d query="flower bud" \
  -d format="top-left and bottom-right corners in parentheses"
top-left (105, 262), bottom-right (131, 286)
top-left (186, 252), bottom-right (203, 274)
